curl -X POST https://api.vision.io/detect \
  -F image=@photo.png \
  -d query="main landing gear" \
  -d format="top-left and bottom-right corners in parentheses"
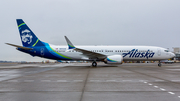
top-left (92, 61), bottom-right (97, 67)
top-left (158, 61), bottom-right (161, 67)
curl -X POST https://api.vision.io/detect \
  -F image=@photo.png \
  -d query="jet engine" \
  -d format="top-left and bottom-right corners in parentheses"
top-left (104, 55), bottom-right (123, 64)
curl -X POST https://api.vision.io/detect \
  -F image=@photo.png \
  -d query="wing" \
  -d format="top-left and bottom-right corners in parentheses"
top-left (74, 48), bottom-right (106, 60)
top-left (64, 36), bottom-right (106, 60)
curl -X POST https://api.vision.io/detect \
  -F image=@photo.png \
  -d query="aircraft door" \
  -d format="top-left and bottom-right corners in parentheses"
top-left (104, 49), bottom-right (108, 55)
top-left (40, 48), bottom-right (45, 57)
top-left (157, 48), bottom-right (161, 56)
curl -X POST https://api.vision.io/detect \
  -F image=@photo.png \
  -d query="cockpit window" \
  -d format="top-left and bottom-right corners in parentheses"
top-left (164, 50), bottom-right (169, 52)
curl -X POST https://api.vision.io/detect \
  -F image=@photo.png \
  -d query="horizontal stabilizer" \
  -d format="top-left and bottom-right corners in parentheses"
top-left (6, 43), bottom-right (33, 50)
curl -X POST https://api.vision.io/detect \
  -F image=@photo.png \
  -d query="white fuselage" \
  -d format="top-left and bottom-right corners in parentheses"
top-left (50, 45), bottom-right (174, 61)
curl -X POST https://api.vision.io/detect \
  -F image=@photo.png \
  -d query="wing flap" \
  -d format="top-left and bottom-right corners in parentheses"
top-left (75, 48), bottom-right (106, 60)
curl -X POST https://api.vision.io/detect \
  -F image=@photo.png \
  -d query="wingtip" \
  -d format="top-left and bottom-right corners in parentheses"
top-left (64, 36), bottom-right (68, 39)
top-left (64, 36), bottom-right (75, 49)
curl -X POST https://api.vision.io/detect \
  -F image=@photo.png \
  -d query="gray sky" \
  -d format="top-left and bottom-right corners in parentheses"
top-left (0, 0), bottom-right (180, 62)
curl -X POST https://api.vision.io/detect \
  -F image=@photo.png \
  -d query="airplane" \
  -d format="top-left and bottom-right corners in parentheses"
top-left (6, 19), bottom-right (175, 67)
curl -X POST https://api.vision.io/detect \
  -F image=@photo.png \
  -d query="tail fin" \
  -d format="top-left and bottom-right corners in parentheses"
top-left (17, 19), bottom-right (43, 47)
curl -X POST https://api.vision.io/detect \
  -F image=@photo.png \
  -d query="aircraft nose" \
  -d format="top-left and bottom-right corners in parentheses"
top-left (171, 52), bottom-right (175, 58)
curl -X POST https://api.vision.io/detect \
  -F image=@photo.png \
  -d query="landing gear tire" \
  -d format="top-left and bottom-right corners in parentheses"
top-left (92, 62), bottom-right (97, 67)
top-left (158, 62), bottom-right (161, 67)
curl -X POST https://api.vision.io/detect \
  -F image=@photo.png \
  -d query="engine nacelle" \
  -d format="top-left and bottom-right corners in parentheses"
top-left (104, 55), bottom-right (123, 64)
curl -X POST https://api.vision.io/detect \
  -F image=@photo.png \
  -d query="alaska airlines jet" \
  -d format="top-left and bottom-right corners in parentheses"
top-left (6, 19), bottom-right (175, 67)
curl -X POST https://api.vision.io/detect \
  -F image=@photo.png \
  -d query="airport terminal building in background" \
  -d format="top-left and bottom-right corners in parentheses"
top-left (173, 47), bottom-right (180, 61)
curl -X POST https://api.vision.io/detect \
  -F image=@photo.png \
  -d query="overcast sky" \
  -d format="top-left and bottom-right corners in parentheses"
top-left (0, 0), bottom-right (180, 62)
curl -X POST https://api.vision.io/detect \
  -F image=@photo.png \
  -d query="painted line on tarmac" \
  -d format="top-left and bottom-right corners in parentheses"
top-left (41, 80), bottom-right (51, 82)
top-left (74, 80), bottom-right (83, 82)
top-left (139, 80), bottom-right (148, 82)
top-left (7, 80), bottom-right (18, 82)
top-left (106, 80), bottom-right (116, 82)
top-left (154, 86), bottom-right (158, 88)
top-left (167, 69), bottom-right (180, 71)
top-left (57, 80), bottom-right (67, 82)
top-left (155, 80), bottom-right (165, 82)
top-left (89, 80), bottom-right (100, 82)
top-left (168, 92), bottom-right (175, 95)
top-left (24, 80), bottom-right (34, 82)
top-left (143, 81), bottom-right (180, 98)
top-left (160, 88), bottom-right (166, 91)
top-left (171, 80), bottom-right (180, 82)
top-left (148, 83), bottom-right (152, 85)
top-left (122, 80), bottom-right (132, 82)
top-left (0, 68), bottom-right (56, 82)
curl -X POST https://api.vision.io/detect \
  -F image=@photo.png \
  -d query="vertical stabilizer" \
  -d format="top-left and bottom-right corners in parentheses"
top-left (17, 19), bottom-right (43, 47)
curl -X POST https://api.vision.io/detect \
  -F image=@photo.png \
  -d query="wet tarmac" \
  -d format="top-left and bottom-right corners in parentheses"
top-left (0, 63), bottom-right (180, 101)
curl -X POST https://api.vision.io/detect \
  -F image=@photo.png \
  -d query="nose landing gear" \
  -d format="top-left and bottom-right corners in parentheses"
top-left (158, 61), bottom-right (161, 67)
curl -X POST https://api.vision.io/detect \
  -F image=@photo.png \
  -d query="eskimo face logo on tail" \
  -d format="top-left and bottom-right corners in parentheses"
top-left (122, 49), bottom-right (155, 59)
top-left (21, 29), bottom-right (33, 44)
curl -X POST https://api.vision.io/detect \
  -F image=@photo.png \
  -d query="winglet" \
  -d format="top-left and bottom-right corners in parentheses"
top-left (64, 36), bottom-right (75, 49)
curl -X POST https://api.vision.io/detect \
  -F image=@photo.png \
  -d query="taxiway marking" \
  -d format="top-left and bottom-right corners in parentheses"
top-left (154, 86), bottom-right (158, 88)
top-left (168, 92), bottom-right (175, 95)
top-left (148, 83), bottom-right (152, 85)
top-left (7, 80), bottom-right (18, 82)
top-left (171, 80), bottom-right (180, 82)
top-left (90, 80), bottom-right (100, 82)
top-left (160, 88), bottom-right (166, 91)
top-left (122, 80), bottom-right (132, 82)
top-left (24, 80), bottom-right (34, 82)
top-left (41, 80), bottom-right (51, 82)
top-left (142, 81), bottom-right (180, 98)
top-left (57, 80), bottom-right (67, 82)
top-left (74, 80), bottom-right (83, 82)
top-left (155, 80), bottom-right (164, 82)
top-left (106, 80), bottom-right (116, 82)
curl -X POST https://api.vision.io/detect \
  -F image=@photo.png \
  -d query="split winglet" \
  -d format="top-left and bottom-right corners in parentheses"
top-left (64, 36), bottom-right (106, 60)
top-left (64, 36), bottom-right (75, 49)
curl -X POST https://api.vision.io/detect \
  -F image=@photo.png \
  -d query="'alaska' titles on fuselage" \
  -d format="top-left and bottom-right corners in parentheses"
top-left (122, 49), bottom-right (155, 59)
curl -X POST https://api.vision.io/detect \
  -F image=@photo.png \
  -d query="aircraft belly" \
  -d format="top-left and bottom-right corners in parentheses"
top-left (62, 52), bottom-right (84, 60)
